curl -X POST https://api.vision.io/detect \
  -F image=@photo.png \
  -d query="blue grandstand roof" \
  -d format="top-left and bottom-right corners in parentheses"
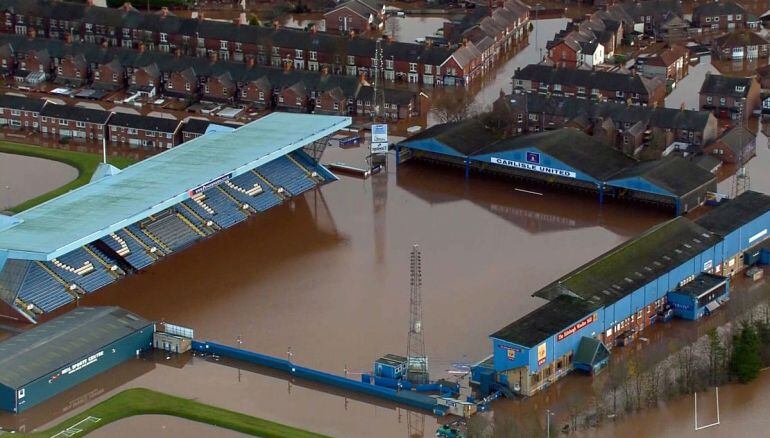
top-left (0, 113), bottom-right (350, 260)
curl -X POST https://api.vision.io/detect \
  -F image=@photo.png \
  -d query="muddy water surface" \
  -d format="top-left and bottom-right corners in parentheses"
top-left (0, 152), bottom-right (77, 210)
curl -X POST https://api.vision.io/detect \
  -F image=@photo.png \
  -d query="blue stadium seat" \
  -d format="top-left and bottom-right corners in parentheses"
top-left (144, 213), bottom-right (201, 252)
top-left (221, 175), bottom-right (283, 213)
top-left (18, 263), bottom-right (73, 313)
top-left (45, 247), bottom-right (118, 293)
top-left (200, 188), bottom-right (248, 229)
top-left (127, 223), bottom-right (164, 253)
top-left (255, 156), bottom-right (316, 196)
top-left (99, 231), bottom-right (156, 271)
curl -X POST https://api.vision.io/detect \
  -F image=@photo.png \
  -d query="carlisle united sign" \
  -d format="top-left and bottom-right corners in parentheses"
top-left (491, 156), bottom-right (577, 178)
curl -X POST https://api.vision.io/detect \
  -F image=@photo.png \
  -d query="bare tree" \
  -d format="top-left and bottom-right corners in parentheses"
top-left (431, 89), bottom-right (480, 123)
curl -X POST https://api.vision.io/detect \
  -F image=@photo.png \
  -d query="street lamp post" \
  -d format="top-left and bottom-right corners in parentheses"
top-left (546, 409), bottom-right (555, 437)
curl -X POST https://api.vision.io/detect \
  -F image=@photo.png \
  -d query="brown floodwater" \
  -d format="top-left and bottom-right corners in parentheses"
top-left (0, 143), bottom-right (669, 436)
top-left (0, 152), bottom-right (77, 210)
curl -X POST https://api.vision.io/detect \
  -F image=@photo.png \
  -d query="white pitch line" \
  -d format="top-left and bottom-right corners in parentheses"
top-left (514, 188), bottom-right (543, 196)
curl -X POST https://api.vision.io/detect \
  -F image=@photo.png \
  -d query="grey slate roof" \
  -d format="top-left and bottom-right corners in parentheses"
top-left (674, 272), bottom-right (727, 298)
top-left (534, 217), bottom-right (721, 306)
top-left (716, 125), bottom-right (756, 155)
top-left (0, 306), bottom-right (152, 389)
top-left (491, 295), bottom-right (598, 347)
top-left (695, 190), bottom-right (770, 236)
top-left (512, 93), bottom-right (713, 131)
top-left (481, 128), bottom-right (636, 181)
top-left (700, 74), bottom-right (753, 98)
top-left (40, 103), bottom-right (111, 123)
top-left (693, 1), bottom-right (747, 19)
top-left (0, 94), bottom-right (46, 112)
top-left (109, 112), bottom-right (180, 133)
top-left (514, 64), bottom-right (656, 95)
top-left (608, 156), bottom-right (717, 196)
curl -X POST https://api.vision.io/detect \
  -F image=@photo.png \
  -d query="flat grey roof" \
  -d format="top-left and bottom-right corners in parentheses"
top-left (0, 306), bottom-right (152, 389)
top-left (0, 113), bottom-right (350, 260)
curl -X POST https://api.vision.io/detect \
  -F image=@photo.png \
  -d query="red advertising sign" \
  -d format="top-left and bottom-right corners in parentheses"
top-left (557, 314), bottom-right (596, 341)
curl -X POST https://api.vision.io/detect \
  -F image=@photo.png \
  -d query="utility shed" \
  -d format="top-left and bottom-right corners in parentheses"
top-left (0, 306), bottom-right (154, 413)
top-left (666, 273), bottom-right (729, 320)
top-left (572, 337), bottom-right (610, 374)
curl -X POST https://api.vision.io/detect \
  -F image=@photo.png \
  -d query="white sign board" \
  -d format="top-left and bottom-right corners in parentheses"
top-left (372, 124), bottom-right (388, 143)
top-left (490, 156), bottom-right (577, 179)
top-left (371, 142), bottom-right (389, 154)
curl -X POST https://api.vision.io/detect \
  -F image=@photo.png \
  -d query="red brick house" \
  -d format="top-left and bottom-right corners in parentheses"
top-left (92, 58), bottom-right (125, 91)
top-left (324, 0), bottom-right (384, 34)
top-left (0, 94), bottom-right (46, 130)
top-left (692, 1), bottom-right (750, 32)
top-left (129, 62), bottom-right (160, 96)
top-left (314, 86), bottom-right (347, 115)
top-left (239, 76), bottom-right (272, 109)
top-left (108, 112), bottom-right (181, 149)
top-left (699, 73), bottom-right (760, 121)
top-left (39, 103), bottom-right (110, 142)
top-left (703, 126), bottom-right (756, 163)
top-left (54, 53), bottom-right (88, 86)
top-left (547, 39), bottom-right (580, 68)
top-left (202, 71), bottom-right (235, 102)
top-left (277, 81), bottom-right (307, 112)
top-left (165, 66), bottom-right (198, 98)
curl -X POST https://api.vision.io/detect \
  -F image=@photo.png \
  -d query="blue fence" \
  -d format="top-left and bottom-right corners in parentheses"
top-left (191, 340), bottom-right (445, 415)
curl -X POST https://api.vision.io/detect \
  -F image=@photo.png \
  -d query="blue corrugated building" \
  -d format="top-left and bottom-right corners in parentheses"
top-left (0, 306), bottom-right (154, 413)
top-left (473, 191), bottom-right (770, 397)
top-left (398, 123), bottom-right (716, 214)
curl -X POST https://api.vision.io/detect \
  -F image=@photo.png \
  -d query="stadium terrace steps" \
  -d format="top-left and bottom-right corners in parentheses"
top-left (18, 263), bottom-right (74, 313)
top-left (45, 248), bottom-right (120, 293)
top-left (144, 213), bottom-right (202, 252)
top-left (126, 224), bottom-right (169, 255)
top-left (255, 156), bottom-right (316, 196)
top-left (177, 203), bottom-right (216, 234)
top-left (201, 188), bottom-right (248, 228)
top-left (105, 230), bottom-right (157, 270)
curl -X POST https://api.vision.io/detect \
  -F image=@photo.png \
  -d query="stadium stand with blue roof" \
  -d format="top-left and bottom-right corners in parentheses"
top-left (0, 113), bottom-right (350, 322)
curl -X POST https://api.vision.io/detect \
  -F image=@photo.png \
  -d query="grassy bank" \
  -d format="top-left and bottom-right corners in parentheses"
top-left (0, 141), bottom-right (134, 213)
top-left (24, 388), bottom-right (328, 438)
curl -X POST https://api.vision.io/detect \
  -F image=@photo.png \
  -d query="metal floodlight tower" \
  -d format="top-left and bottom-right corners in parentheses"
top-left (372, 38), bottom-right (386, 123)
top-left (407, 244), bottom-right (429, 385)
top-left (732, 103), bottom-right (750, 198)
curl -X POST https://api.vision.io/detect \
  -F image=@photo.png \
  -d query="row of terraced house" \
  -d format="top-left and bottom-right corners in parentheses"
top-left (0, 93), bottom-right (244, 149)
top-left (0, 0), bottom-right (530, 87)
top-left (0, 34), bottom-right (426, 120)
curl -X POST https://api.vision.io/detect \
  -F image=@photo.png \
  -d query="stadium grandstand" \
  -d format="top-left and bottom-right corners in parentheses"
top-left (0, 113), bottom-right (350, 322)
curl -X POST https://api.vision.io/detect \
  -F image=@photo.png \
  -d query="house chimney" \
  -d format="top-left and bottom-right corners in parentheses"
top-left (197, 12), bottom-right (205, 22)
top-left (310, 24), bottom-right (317, 33)
top-left (160, 7), bottom-right (169, 17)
top-left (65, 32), bottom-right (72, 44)
top-left (283, 59), bottom-right (291, 72)
top-left (101, 40), bottom-right (108, 48)
top-left (174, 47), bottom-right (181, 58)
top-left (350, 30), bottom-right (356, 39)
top-left (122, 2), bottom-right (132, 12)
top-left (321, 65), bottom-right (329, 76)
top-left (209, 51), bottom-right (218, 62)
top-left (273, 20), bottom-right (280, 29)
top-left (87, 0), bottom-right (94, 6)
top-left (238, 12), bottom-right (247, 25)
top-left (246, 57), bottom-right (255, 68)
top-left (138, 42), bottom-right (145, 53)
top-left (28, 27), bottom-right (36, 39)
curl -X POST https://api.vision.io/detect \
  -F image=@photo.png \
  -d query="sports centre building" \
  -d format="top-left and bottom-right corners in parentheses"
top-left (0, 306), bottom-right (154, 413)
top-left (398, 122), bottom-right (716, 214)
top-left (0, 113), bottom-right (350, 323)
top-left (471, 191), bottom-right (770, 397)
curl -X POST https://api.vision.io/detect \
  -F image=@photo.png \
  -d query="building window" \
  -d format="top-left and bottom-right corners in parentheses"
top-left (409, 63), bottom-right (417, 73)
top-left (185, 82), bottom-right (191, 91)
top-left (385, 59), bottom-right (393, 70)
top-left (616, 90), bottom-right (624, 98)
top-left (310, 51), bottom-right (317, 61)
top-left (258, 91), bottom-right (264, 101)
top-left (347, 55), bottom-right (355, 65)
top-left (707, 96), bottom-right (713, 104)
top-left (706, 17), bottom-right (711, 23)
top-left (272, 47), bottom-right (280, 56)
top-left (76, 121), bottom-right (85, 128)
top-left (160, 32), bottom-right (167, 43)
top-left (424, 64), bottom-right (432, 74)
top-left (295, 49), bottom-right (303, 58)
top-left (714, 16), bottom-right (719, 22)
top-left (736, 14), bottom-right (742, 21)
top-left (720, 97), bottom-right (726, 105)
top-left (220, 40), bottom-right (228, 50)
